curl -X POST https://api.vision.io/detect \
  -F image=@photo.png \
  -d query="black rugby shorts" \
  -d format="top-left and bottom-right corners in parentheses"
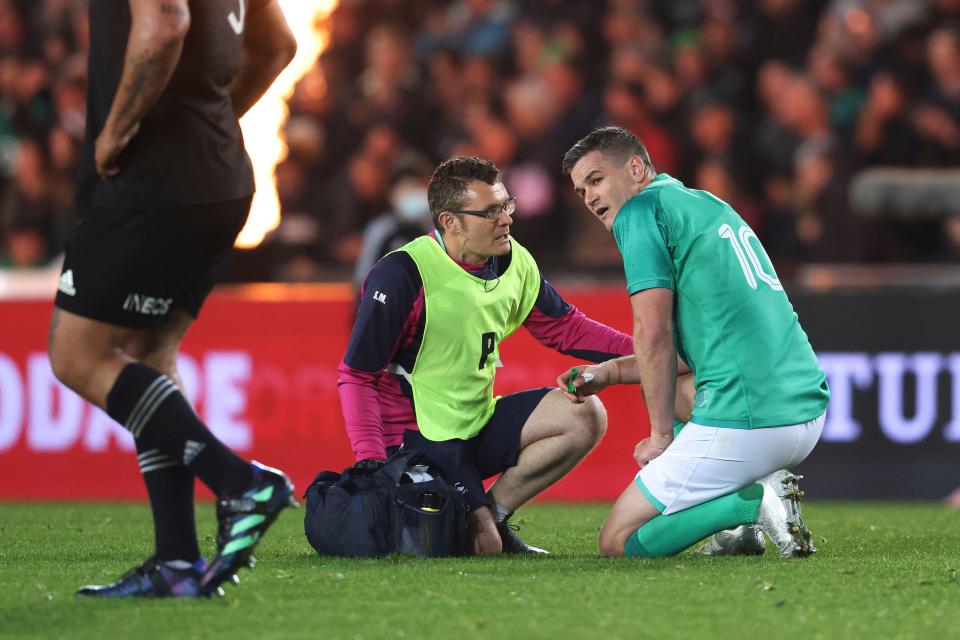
top-left (54, 196), bottom-right (251, 328)
top-left (401, 387), bottom-right (553, 510)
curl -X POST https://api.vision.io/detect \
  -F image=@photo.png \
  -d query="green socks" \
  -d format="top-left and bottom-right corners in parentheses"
top-left (624, 483), bottom-right (763, 558)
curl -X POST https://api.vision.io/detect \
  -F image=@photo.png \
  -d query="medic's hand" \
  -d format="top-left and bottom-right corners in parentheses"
top-left (346, 457), bottom-right (385, 476)
top-left (557, 363), bottom-right (613, 403)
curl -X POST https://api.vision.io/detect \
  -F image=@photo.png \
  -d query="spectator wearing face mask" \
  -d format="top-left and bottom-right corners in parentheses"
top-left (352, 162), bottom-right (434, 299)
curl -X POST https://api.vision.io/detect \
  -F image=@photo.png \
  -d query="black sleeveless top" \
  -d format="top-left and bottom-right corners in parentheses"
top-left (77, 0), bottom-right (256, 211)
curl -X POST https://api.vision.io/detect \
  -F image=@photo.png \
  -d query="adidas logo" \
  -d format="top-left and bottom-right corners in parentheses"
top-left (58, 269), bottom-right (76, 296)
top-left (183, 440), bottom-right (206, 465)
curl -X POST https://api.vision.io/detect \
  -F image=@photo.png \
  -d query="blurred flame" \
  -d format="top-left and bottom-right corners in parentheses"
top-left (235, 0), bottom-right (337, 248)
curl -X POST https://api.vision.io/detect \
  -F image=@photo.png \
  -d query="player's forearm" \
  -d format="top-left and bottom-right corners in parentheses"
top-left (603, 356), bottom-right (636, 384)
top-left (230, 0), bottom-right (297, 119)
top-left (103, 2), bottom-right (189, 140)
top-left (601, 354), bottom-right (688, 386)
top-left (230, 52), bottom-right (292, 118)
top-left (634, 329), bottom-right (677, 439)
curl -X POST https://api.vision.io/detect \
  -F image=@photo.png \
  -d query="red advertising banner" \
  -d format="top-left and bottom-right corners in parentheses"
top-left (0, 284), bottom-right (649, 501)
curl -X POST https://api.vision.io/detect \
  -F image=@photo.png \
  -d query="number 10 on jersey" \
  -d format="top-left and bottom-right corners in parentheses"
top-left (718, 223), bottom-right (783, 291)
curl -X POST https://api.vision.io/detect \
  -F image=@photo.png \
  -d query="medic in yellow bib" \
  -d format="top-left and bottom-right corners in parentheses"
top-left (338, 156), bottom-right (633, 555)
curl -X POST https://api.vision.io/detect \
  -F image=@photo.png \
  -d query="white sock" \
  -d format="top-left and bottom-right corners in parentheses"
top-left (489, 499), bottom-right (511, 524)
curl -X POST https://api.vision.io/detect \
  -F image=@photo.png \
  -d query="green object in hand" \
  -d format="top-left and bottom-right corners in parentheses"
top-left (567, 367), bottom-right (579, 394)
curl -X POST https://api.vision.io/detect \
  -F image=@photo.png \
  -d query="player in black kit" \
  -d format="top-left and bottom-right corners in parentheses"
top-left (48, 0), bottom-right (297, 598)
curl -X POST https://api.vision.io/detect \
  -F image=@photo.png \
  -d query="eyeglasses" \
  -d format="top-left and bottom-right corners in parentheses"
top-left (448, 196), bottom-right (517, 220)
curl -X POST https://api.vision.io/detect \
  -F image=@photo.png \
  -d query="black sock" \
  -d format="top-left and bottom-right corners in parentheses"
top-left (135, 442), bottom-right (201, 563)
top-left (108, 362), bottom-right (253, 496)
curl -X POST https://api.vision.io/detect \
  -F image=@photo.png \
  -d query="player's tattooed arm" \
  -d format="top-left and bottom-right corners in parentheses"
top-left (229, 0), bottom-right (296, 117)
top-left (96, 0), bottom-right (191, 179)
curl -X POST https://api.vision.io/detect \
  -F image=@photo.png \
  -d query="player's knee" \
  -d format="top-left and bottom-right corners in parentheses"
top-left (47, 313), bottom-right (90, 390)
top-left (49, 349), bottom-right (101, 395)
top-left (47, 340), bottom-right (82, 391)
top-left (598, 528), bottom-right (626, 558)
top-left (574, 395), bottom-right (607, 447)
top-left (47, 334), bottom-right (111, 395)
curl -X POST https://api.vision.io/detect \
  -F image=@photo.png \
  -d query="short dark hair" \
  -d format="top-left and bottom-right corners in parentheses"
top-left (562, 126), bottom-right (653, 175)
top-left (427, 156), bottom-right (502, 230)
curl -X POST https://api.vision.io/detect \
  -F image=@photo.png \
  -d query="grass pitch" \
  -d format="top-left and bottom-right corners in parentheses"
top-left (1, 502), bottom-right (957, 640)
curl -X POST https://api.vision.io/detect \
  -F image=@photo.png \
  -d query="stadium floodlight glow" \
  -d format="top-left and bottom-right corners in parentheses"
top-left (235, 0), bottom-right (338, 249)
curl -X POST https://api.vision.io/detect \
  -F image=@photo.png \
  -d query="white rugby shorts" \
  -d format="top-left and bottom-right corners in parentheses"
top-left (635, 413), bottom-right (825, 515)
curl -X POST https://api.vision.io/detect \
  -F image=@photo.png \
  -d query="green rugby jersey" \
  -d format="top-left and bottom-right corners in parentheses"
top-left (612, 174), bottom-right (829, 428)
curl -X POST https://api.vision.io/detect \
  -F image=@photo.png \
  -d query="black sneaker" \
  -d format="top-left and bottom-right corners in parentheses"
top-left (76, 556), bottom-right (208, 598)
top-left (199, 461), bottom-right (297, 596)
top-left (497, 521), bottom-right (549, 555)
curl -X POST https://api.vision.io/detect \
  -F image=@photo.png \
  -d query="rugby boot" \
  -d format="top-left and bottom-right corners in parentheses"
top-left (77, 556), bottom-right (211, 598)
top-left (757, 469), bottom-right (816, 557)
top-left (199, 461), bottom-right (298, 596)
top-left (497, 521), bottom-right (549, 555)
top-left (697, 524), bottom-right (766, 556)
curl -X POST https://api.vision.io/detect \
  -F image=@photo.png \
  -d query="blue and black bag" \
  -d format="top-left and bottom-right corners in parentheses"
top-left (304, 451), bottom-right (466, 558)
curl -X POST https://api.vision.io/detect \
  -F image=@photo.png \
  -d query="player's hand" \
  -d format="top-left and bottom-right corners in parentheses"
top-left (95, 122), bottom-right (139, 180)
top-left (633, 435), bottom-right (670, 469)
top-left (556, 363), bottom-right (612, 403)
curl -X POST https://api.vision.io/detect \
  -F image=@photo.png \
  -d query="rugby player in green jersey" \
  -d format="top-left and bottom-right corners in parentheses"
top-left (559, 127), bottom-right (830, 558)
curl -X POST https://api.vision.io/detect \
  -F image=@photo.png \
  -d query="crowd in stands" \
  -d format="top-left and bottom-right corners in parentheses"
top-left (2, 0), bottom-right (959, 280)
